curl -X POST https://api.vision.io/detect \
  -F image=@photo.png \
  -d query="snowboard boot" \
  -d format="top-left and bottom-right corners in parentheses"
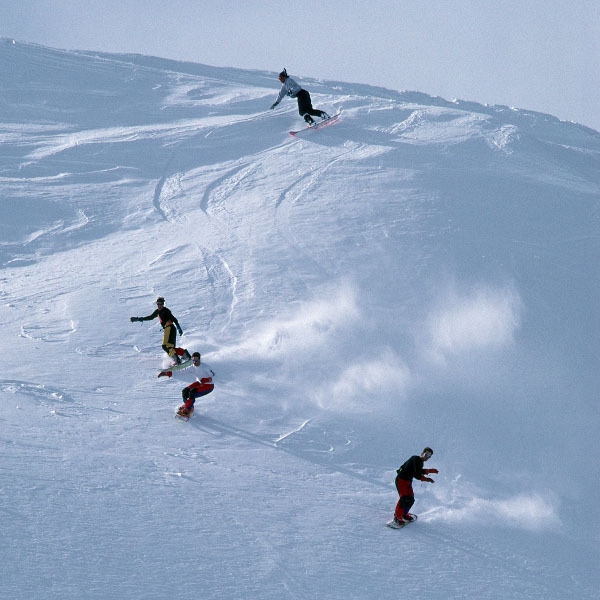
top-left (386, 518), bottom-right (406, 529)
top-left (303, 114), bottom-right (315, 125)
top-left (177, 405), bottom-right (194, 417)
top-left (320, 112), bottom-right (330, 121)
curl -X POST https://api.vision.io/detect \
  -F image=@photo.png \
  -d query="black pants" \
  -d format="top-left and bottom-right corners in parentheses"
top-left (295, 89), bottom-right (325, 122)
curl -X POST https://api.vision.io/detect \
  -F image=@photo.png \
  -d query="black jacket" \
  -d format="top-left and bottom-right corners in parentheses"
top-left (140, 307), bottom-right (180, 330)
top-left (396, 455), bottom-right (426, 482)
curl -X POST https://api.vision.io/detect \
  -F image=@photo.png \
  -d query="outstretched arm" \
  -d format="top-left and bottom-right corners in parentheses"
top-left (420, 468), bottom-right (438, 483)
top-left (132, 309), bottom-right (160, 323)
top-left (270, 82), bottom-right (289, 109)
top-left (140, 309), bottom-right (160, 321)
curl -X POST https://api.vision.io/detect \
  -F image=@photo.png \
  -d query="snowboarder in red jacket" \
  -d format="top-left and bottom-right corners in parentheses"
top-left (388, 447), bottom-right (438, 528)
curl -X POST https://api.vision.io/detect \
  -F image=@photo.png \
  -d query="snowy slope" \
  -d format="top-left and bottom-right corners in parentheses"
top-left (1, 39), bottom-right (599, 599)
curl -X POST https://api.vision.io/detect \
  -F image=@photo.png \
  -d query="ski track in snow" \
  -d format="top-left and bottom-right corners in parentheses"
top-left (147, 244), bottom-right (190, 266)
top-left (19, 320), bottom-right (77, 343)
top-left (187, 244), bottom-right (239, 334)
top-left (273, 142), bottom-right (371, 281)
top-left (200, 162), bottom-right (257, 216)
top-left (0, 380), bottom-right (76, 406)
top-left (153, 160), bottom-right (183, 222)
top-left (215, 252), bottom-right (238, 333)
top-left (273, 417), bottom-right (314, 443)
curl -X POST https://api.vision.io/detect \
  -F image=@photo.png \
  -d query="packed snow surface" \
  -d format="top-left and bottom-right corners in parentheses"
top-left (1, 40), bottom-right (599, 599)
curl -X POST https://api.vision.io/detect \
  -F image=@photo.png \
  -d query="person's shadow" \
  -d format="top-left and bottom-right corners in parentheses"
top-left (191, 413), bottom-right (393, 491)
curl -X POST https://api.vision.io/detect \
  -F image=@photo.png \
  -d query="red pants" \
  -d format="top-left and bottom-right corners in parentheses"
top-left (183, 382), bottom-right (214, 409)
top-left (394, 477), bottom-right (415, 520)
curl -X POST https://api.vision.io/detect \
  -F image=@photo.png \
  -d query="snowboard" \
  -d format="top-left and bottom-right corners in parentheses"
top-left (386, 515), bottom-right (418, 529)
top-left (289, 112), bottom-right (340, 136)
top-left (175, 407), bottom-right (194, 421)
top-left (158, 358), bottom-right (192, 377)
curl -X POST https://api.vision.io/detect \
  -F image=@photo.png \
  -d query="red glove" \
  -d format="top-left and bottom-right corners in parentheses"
top-left (425, 468), bottom-right (439, 474)
top-left (421, 476), bottom-right (434, 483)
top-left (158, 371), bottom-right (173, 378)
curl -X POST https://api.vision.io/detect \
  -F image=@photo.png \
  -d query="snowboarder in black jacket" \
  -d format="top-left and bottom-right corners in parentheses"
top-left (130, 297), bottom-right (183, 363)
top-left (388, 447), bottom-right (438, 528)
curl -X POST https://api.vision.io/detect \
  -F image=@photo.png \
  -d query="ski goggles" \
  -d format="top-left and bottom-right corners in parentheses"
top-left (423, 452), bottom-right (432, 459)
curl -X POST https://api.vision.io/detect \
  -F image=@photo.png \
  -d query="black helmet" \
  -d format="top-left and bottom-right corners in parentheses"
top-left (278, 68), bottom-right (288, 79)
top-left (156, 296), bottom-right (165, 304)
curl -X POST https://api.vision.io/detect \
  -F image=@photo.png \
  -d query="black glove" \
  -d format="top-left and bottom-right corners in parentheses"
top-left (270, 102), bottom-right (278, 110)
top-left (130, 317), bottom-right (140, 322)
top-left (177, 326), bottom-right (183, 335)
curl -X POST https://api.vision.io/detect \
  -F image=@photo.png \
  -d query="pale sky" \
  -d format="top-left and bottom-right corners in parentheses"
top-left (3, 0), bottom-right (599, 132)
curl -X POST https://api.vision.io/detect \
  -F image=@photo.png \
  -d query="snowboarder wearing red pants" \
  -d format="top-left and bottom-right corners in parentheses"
top-left (388, 447), bottom-right (438, 528)
top-left (159, 352), bottom-right (214, 418)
